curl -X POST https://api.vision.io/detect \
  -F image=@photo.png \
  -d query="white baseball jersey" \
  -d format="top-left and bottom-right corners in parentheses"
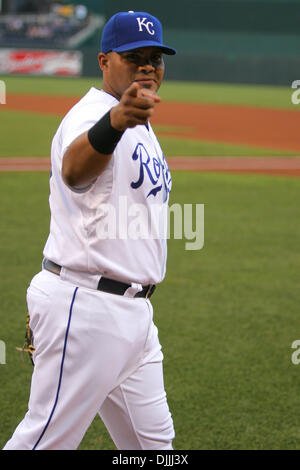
top-left (43, 87), bottom-right (172, 286)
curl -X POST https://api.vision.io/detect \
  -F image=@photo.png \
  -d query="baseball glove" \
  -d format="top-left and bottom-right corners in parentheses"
top-left (16, 312), bottom-right (35, 366)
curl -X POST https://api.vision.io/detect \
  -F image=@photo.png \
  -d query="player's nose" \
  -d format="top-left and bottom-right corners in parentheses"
top-left (138, 61), bottom-right (155, 73)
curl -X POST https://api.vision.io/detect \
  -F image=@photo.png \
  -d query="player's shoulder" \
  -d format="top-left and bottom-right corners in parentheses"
top-left (68, 87), bottom-right (117, 116)
top-left (80, 87), bottom-right (117, 105)
top-left (56, 88), bottom-right (117, 138)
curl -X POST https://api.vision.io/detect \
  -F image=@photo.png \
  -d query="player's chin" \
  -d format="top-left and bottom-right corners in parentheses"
top-left (134, 79), bottom-right (158, 92)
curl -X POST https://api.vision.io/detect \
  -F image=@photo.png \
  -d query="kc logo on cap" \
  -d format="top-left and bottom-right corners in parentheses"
top-left (136, 17), bottom-right (155, 36)
top-left (100, 11), bottom-right (176, 55)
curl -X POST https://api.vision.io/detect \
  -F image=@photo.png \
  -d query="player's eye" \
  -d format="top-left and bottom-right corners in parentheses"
top-left (122, 53), bottom-right (140, 63)
top-left (151, 55), bottom-right (163, 65)
top-left (120, 51), bottom-right (163, 67)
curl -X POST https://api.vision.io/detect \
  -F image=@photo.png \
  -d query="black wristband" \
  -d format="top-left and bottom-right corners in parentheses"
top-left (87, 110), bottom-right (124, 155)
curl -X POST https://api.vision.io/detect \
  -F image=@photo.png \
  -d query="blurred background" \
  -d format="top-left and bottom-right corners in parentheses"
top-left (1, 0), bottom-right (300, 84)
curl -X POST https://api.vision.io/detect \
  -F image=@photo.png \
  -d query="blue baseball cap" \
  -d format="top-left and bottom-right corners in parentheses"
top-left (101, 11), bottom-right (176, 55)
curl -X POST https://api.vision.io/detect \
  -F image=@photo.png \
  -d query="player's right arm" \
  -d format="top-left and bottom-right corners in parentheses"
top-left (62, 83), bottom-right (160, 189)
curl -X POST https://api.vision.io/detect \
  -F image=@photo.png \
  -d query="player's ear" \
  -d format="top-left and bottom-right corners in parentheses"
top-left (98, 52), bottom-right (111, 71)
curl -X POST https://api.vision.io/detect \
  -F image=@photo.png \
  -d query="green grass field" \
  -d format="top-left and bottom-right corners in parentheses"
top-left (1, 75), bottom-right (298, 157)
top-left (0, 171), bottom-right (300, 449)
top-left (1, 108), bottom-right (293, 158)
top-left (0, 76), bottom-right (300, 450)
top-left (1, 75), bottom-right (297, 109)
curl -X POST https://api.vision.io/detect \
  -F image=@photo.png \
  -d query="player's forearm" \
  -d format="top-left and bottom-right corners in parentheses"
top-left (62, 132), bottom-right (113, 188)
top-left (62, 110), bottom-right (124, 188)
top-left (62, 84), bottom-right (159, 189)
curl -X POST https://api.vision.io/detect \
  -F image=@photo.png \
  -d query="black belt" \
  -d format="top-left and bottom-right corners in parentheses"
top-left (42, 258), bottom-right (156, 299)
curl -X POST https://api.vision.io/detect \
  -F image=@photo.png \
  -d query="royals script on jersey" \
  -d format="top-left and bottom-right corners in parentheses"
top-left (43, 88), bottom-right (172, 285)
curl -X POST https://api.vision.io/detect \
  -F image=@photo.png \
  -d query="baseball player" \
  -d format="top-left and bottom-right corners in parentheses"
top-left (3, 11), bottom-right (176, 450)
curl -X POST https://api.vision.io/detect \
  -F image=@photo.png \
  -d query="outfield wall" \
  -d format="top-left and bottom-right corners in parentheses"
top-left (80, 0), bottom-right (300, 85)
top-left (1, 0), bottom-right (299, 85)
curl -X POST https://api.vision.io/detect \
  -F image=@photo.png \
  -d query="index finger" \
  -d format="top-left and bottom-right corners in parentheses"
top-left (125, 82), bottom-right (140, 98)
top-left (138, 88), bottom-right (161, 103)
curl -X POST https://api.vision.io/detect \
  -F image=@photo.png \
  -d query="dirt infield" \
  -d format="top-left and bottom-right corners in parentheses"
top-left (3, 92), bottom-right (300, 177)
top-left (1, 156), bottom-right (300, 178)
top-left (5, 93), bottom-right (300, 153)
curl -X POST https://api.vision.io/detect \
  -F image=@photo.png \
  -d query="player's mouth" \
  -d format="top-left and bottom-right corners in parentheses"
top-left (134, 78), bottom-right (156, 86)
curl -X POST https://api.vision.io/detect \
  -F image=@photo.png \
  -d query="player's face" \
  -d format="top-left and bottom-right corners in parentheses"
top-left (98, 47), bottom-right (165, 100)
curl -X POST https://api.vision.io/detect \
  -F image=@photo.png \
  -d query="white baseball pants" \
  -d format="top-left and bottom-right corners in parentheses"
top-left (3, 269), bottom-right (175, 450)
